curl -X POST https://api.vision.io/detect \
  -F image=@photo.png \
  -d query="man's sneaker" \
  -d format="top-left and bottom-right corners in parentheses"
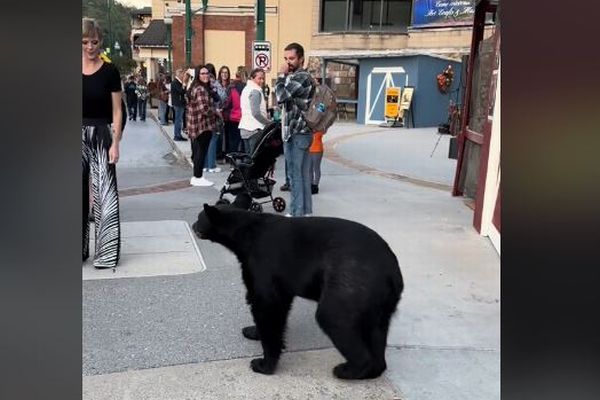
top-left (284, 213), bottom-right (292, 217)
top-left (280, 183), bottom-right (290, 191)
top-left (304, 213), bottom-right (313, 217)
top-left (203, 168), bottom-right (208, 172)
top-left (190, 176), bottom-right (214, 187)
top-left (209, 167), bottom-right (222, 173)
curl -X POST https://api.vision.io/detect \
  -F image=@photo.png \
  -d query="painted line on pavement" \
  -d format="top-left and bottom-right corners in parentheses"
top-left (325, 130), bottom-right (453, 192)
top-left (120, 179), bottom-right (191, 197)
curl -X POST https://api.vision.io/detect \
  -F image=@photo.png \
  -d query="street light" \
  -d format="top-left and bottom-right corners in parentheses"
top-left (185, 0), bottom-right (192, 65)
top-left (114, 40), bottom-right (122, 57)
top-left (164, 16), bottom-right (173, 75)
top-left (107, 0), bottom-right (113, 53)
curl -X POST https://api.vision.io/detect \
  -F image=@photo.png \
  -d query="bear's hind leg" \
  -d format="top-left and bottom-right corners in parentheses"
top-left (249, 296), bottom-right (292, 375)
top-left (365, 317), bottom-right (391, 378)
top-left (316, 303), bottom-right (375, 380)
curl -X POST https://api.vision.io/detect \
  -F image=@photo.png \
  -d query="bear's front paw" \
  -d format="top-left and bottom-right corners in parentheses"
top-left (250, 358), bottom-right (276, 375)
top-left (242, 325), bottom-right (260, 340)
top-left (333, 362), bottom-right (366, 380)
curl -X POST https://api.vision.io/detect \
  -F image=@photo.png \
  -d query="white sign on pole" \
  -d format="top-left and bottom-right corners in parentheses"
top-left (252, 41), bottom-right (271, 72)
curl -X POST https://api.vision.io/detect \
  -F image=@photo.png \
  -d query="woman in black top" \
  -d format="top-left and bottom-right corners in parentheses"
top-left (82, 17), bottom-right (123, 269)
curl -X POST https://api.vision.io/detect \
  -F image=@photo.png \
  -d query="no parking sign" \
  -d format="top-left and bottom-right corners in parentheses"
top-left (252, 41), bottom-right (271, 72)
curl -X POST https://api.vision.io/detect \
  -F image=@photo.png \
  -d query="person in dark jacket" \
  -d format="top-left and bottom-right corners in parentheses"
top-left (124, 75), bottom-right (138, 121)
top-left (171, 68), bottom-right (187, 141)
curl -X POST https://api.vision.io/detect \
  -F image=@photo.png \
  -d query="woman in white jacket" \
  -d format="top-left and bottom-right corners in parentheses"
top-left (238, 68), bottom-right (271, 155)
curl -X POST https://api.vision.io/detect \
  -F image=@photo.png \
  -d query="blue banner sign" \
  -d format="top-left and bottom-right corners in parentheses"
top-left (412, 0), bottom-right (476, 27)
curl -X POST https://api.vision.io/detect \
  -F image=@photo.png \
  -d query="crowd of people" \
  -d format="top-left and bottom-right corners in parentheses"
top-left (83, 16), bottom-right (327, 269)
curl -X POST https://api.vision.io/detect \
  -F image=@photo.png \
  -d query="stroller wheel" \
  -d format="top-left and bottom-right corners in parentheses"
top-left (272, 197), bottom-right (286, 213)
top-left (250, 202), bottom-right (263, 213)
top-left (215, 198), bottom-right (231, 206)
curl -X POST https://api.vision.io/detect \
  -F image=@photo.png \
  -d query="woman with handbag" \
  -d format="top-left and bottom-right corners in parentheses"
top-left (158, 75), bottom-right (169, 126)
top-left (202, 63), bottom-right (227, 173)
top-left (186, 65), bottom-right (220, 187)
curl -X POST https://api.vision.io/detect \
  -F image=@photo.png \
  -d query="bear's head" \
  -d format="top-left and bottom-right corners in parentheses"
top-left (192, 193), bottom-right (253, 240)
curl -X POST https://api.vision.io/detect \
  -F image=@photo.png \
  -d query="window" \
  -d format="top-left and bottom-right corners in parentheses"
top-left (321, 0), bottom-right (412, 33)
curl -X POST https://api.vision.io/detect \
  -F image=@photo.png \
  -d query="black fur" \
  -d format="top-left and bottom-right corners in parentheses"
top-left (192, 193), bottom-right (403, 379)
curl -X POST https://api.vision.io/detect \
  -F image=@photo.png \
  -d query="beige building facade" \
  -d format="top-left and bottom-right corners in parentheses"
top-left (137, 1), bottom-right (488, 125)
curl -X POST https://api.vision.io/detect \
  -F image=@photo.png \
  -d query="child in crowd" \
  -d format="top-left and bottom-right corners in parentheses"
top-left (309, 130), bottom-right (324, 194)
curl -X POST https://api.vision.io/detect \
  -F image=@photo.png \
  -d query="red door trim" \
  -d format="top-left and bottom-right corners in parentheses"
top-left (466, 128), bottom-right (484, 144)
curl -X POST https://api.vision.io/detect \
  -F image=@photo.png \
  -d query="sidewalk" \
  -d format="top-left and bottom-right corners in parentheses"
top-left (86, 109), bottom-right (500, 400)
top-left (149, 109), bottom-right (458, 189)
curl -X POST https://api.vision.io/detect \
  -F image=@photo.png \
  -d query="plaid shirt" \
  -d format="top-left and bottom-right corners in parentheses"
top-left (275, 68), bottom-right (314, 141)
top-left (186, 84), bottom-right (217, 138)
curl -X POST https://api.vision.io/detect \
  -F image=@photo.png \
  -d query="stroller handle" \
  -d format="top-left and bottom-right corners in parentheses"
top-left (225, 152), bottom-right (254, 167)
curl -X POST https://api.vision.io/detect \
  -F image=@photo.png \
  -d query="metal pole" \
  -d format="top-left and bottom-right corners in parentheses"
top-left (167, 24), bottom-right (172, 74)
top-left (107, 0), bottom-right (112, 53)
top-left (256, 0), bottom-right (265, 40)
top-left (379, 0), bottom-right (384, 32)
top-left (185, 0), bottom-right (192, 65)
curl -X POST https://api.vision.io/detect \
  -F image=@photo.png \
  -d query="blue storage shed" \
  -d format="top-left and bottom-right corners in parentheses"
top-left (357, 55), bottom-right (462, 127)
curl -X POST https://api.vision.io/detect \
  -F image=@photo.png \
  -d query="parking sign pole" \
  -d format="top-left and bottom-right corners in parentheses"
top-left (256, 0), bottom-right (265, 41)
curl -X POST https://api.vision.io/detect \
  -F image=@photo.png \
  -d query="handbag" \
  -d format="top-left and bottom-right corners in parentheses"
top-left (159, 90), bottom-right (169, 102)
top-left (215, 116), bottom-right (224, 135)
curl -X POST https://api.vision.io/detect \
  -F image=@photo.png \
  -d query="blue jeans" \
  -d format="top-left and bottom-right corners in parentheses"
top-left (127, 98), bottom-right (137, 120)
top-left (242, 133), bottom-right (260, 155)
top-left (137, 99), bottom-right (147, 120)
top-left (283, 134), bottom-right (312, 216)
top-left (225, 120), bottom-right (241, 153)
top-left (158, 100), bottom-right (167, 125)
top-left (173, 105), bottom-right (185, 138)
top-left (204, 132), bottom-right (218, 169)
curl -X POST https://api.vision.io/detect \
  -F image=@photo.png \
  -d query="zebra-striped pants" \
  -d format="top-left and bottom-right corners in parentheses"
top-left (82, 120), bottom-right (121, 268)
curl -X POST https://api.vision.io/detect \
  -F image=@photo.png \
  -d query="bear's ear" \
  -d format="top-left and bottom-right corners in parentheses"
top-left (203, 204), bottom-right (221, 222)
top-left (232, 193), bottom-right (252, 210)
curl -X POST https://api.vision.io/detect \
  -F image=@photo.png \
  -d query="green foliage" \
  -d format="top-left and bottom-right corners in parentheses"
top-left (111, 55), bottom-right (138, 76)
top-left (82, 0), bottom-right (135, 59)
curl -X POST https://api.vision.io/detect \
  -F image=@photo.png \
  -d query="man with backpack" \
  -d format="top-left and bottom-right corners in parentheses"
top-left (275, 42), bottom-right (314, 217)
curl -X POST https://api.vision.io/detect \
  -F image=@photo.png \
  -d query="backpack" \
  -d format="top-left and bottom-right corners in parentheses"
top-left (304, 80), bottom-right (337, 132)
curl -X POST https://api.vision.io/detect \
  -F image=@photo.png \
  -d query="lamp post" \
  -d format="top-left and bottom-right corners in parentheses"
top-left (164, 17), bottom-right (173, 75)
top-left (107, 0), bottom-right (113, 53)
top-left (256, 0), bottom-right (265, 41)
top-left (185, 0), bottom-right (192, 65)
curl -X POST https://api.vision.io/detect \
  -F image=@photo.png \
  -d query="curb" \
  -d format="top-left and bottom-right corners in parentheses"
top-left (148, 111), bottom-right (192, 168)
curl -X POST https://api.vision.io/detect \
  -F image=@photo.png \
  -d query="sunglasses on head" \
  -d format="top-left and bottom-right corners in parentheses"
top-left (82, 39), bottom-right (100, 46)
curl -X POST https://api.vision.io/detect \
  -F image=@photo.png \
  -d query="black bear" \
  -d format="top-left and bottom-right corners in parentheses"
top-left (192, 194), bottom-right (403, 379)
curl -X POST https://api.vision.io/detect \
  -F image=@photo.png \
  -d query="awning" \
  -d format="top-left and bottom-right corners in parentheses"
top-left (307, 48), bottom-right (469, 63)
top-left (134, 19), bottom-right (168, 48)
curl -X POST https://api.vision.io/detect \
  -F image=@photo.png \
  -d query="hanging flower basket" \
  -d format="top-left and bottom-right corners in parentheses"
top-left (436, 65), bottom-right (454, 94)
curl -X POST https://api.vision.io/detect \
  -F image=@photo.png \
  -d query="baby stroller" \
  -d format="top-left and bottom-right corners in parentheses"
top-left (216, 122), bottom-right (286, 213)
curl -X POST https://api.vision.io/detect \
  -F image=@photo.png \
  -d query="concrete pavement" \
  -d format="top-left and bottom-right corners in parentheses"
top-left (148, 109), bottom-right (458, 188)
top-left (83, 110), bottom-right (499, 399)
